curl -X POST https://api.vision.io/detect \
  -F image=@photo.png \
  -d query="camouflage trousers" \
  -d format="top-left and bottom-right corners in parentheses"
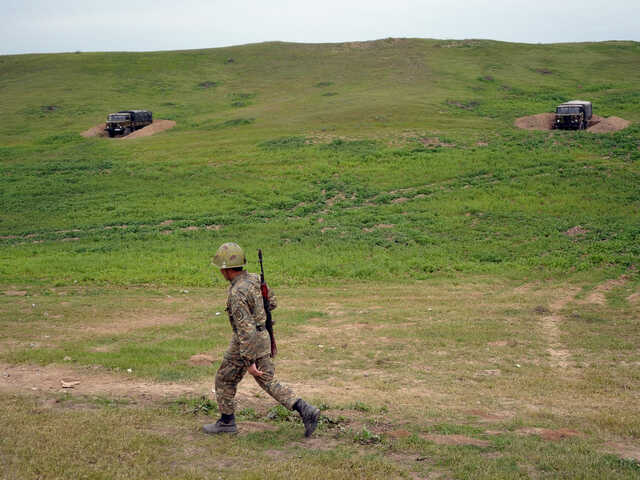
top-left (214, 349), bottom-right (298, 415)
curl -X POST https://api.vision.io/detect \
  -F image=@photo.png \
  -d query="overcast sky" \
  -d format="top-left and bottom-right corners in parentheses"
top-left (2, 0), bottom-right (639, 55)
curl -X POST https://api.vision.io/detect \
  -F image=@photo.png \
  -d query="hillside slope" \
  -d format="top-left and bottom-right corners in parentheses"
top-left (0, 39), bottom-right (638, 285)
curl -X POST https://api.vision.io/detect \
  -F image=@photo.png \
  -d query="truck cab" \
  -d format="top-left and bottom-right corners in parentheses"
top-left (553, 100), bottom-right (592, 130)
top-left (105, 110), bottom-right (152, 137)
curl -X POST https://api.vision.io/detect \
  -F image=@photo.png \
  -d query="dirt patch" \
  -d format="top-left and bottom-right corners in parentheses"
top-left (627, 293), bottom-right (640, 304)
top-left (603, 441), bottom-right (640, 461)
top-left (386, 429), bottom-right (412, 439)
top-left (580, 275), bottom-right (628, 305)
top-left (517, 427), bottom-right (580, 441)
top-left (583, 294), bottom-right (605, 306)
top-left (514, 113), bottom-right (555, 131)
top-left (588, 116), bottom-right (631, 133)
top-left (237, 421), bottom-right (279, 435)
top-left (422, 434), bottom-right (490, 447)
top-left (0, 362), bottom-right (205, 401)
top-left (540, 429), bottom-right (580, 441)
top-left (189, 354), bottom-right (215, 366)
top-left (543, 314), bottom-right (572, 368)
top-left (89, 345), bottom-right (113, 353)
top-left (124, 120), bottom-right (176, 139)
top-left (4, 290), bottom-right (27, 296)
top-left (549, 287), bottom-right (580, 312)
top-left (564, 226), bottom-right (589, 237)
top-left (514, 282), bottom-right (536, 294)
top-left (0, 361), bottom-right (289, 417)
top-left (81, 123), bottom-right (108, 138)
top-left (291, 437), bottom-right (340, 450)
top-left (81, 120), bottom-right (176, 139)
top-left (325, 193), bottom-right (346, 207)
top-left (263, 449), bottom-right (289, 459)
top-left (542, 287), bottom-right (581, 369)
top-left (514, 113), bottom-right (630, 133)
top-left (81, 312), bottom-right (188, 335)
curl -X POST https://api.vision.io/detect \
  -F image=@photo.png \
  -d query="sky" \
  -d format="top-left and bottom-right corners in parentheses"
top-left (1, 0), bottom-right (639, 55)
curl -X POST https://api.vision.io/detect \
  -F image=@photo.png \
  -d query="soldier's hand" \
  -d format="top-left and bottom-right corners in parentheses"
top-left (248, 363), bottom-right (264, 378)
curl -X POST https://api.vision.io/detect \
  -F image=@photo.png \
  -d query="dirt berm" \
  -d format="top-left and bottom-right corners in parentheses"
top-left (515, 113), bottom-right (630, 133)
top-left (81, 120), bottom-right (176, 139)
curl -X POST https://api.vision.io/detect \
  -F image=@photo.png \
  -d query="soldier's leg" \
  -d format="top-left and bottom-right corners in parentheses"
top-left (253, 356), bottom-right (320, 437)
top-left (253, 355), bottom-right (297, 410)
top-left (214, 350), bottom-right (247, 415)
top-left (204, 350), bottom-right (247, 434)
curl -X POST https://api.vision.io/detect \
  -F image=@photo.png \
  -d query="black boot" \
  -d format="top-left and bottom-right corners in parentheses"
top-left (203, 414), bottom-right (237, 434)
top-left (293, 399), bottom-right (320, 437)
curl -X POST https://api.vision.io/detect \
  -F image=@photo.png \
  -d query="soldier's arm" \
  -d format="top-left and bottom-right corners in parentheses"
top-left (267, 286), bottom-right (277, 311)
top-left (229, 291), bottom-right (258, 366)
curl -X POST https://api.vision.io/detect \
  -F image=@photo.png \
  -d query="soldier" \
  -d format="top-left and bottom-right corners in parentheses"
top-left (203, 242), bottom-right (320, 437)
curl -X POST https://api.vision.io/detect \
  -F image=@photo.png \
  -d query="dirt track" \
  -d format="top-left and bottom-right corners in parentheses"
top-left (81, 120), bottom-right (176, 139)
top-left (514, 113), bottom-right (630, 133)
top-left (0, 362), bottom-right (203, 402)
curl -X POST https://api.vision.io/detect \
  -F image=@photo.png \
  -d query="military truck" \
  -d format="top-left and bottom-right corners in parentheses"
top-left (553, 100), bottom-right (592, 130)
top-left (105, 110), bottom-right (153, 137)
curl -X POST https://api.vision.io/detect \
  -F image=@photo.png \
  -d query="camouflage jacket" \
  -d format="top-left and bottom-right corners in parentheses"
top-left (226, 271), bottom-right (277, 365)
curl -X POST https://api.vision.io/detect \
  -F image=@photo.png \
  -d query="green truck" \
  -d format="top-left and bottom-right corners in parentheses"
top-left (104, 110), bottom-right (153, 137)
top-left (553, 100), bottom-right (592, 130)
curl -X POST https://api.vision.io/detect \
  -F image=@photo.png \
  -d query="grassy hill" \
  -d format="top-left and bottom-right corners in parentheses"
top-left (1, 39), bottom-right (640, 480)
top-left (1, 38), bottom-right (639, 286)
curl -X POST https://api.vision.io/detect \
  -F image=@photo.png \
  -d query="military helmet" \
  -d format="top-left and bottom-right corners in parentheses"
top-left (212, 242), bottom-right (247, 269)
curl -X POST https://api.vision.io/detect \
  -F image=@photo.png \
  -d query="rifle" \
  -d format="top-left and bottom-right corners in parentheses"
top-left (258, 249), bottom-right (277, 358)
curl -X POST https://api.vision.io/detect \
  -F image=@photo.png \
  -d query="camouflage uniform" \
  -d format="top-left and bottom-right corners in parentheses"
top-left (214, 271), bottom-right (297, 414)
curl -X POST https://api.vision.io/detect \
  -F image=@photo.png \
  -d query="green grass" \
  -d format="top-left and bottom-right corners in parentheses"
top-left (1, 39), bottom-right (639, 286)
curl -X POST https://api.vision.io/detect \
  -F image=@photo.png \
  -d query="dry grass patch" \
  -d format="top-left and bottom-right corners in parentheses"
top-left (1, 278), bottom-right (639, 477)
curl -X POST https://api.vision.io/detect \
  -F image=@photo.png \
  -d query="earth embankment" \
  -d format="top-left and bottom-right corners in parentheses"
top-left (514, 113), bottom-right (630, 133)
top-left (124, 120), bottom-right (176, 139)
top-left (81, 123), bottom-right (107, 138)
top-left (81, 120), bottom-right (176, 139)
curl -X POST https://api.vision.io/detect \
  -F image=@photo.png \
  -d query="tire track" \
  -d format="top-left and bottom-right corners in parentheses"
top-left (541, 287), bottom-right (580, 369)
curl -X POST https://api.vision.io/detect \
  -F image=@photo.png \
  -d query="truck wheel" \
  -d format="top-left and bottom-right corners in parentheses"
top-left (108, 131), bottom-right (114, 138)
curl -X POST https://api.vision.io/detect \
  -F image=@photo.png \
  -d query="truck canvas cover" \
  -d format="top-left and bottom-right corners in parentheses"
top-left (558, 100), bottom-right (592, 120)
